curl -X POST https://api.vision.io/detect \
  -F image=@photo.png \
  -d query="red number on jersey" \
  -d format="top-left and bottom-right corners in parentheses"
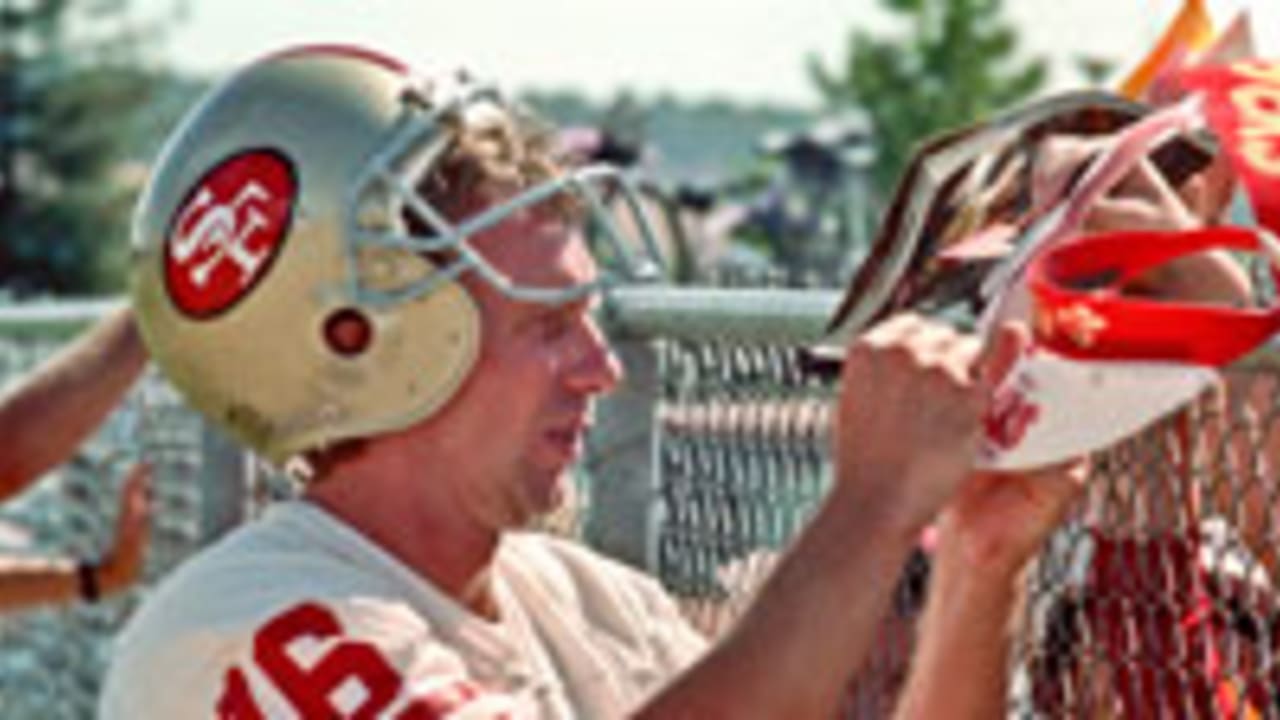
top-left (217, 667), bottom-right (266, 720)
top-left (217, 601), bottom-right (498, 719)
top-left (253, 602), bottom-right (402, 718)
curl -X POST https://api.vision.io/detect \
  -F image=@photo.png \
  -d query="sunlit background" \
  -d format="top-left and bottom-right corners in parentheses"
top-left (139, 0), bottom-right (1270, 104)
top-left (0, 0), bottom-right (1272, 296)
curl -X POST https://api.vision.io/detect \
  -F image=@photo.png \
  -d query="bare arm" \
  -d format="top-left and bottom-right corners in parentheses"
top-left (0, 554), bottom-right (85, 612)
top-left (893, 465), bottom-right (1082, 720)
top-left (893, 552), bottom-right (1023, 720)
top-left (891, 321), bottom-right (1083, 720)
top-left (636, 315), bottom-right (1001, 718)
top-left (0, 306), bottom-right (147, 502)
top-left (0, 464), bottom-right (150, 613)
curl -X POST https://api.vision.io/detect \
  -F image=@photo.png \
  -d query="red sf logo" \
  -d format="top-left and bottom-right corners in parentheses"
top-left (164, 150), bottom-right (296, 318)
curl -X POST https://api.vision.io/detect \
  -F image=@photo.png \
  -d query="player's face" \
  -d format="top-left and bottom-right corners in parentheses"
top-left (439, 206), bottom-right (622, 528)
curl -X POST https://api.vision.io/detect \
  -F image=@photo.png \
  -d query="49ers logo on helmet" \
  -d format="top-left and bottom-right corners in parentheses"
top-left (164, 149), bottom-right (296, 318)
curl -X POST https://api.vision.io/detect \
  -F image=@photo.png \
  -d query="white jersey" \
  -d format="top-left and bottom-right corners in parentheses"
top-left (100, 502), bottom-right (707, 719)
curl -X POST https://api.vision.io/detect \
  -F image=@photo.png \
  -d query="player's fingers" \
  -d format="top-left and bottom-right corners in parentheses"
top-left (1113, 158), bottom-right (1197, 229)
top-left (972, 320), bottom-right (1028, 400)
top-left (1031, 135), bottom-right (1107, 209)
top-left (1083, 196), bottom-right (1180, 232)
top-left (125, 464), bottom-right (152, 512)
top-left (856, 312), bottom-right (927, 350)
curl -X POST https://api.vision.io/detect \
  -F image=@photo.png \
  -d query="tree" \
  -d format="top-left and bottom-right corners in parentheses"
top-left (808, 0), bottom-right (1047, 200)
top-left (0, 0), bottom-right (174, 296)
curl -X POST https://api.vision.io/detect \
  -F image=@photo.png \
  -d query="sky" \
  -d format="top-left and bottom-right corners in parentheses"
top-left (140, 0), bottom-right (1275, 106)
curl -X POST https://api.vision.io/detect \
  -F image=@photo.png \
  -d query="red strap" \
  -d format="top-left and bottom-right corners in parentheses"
top-left (1028, 226), bottom-right (1279, 365)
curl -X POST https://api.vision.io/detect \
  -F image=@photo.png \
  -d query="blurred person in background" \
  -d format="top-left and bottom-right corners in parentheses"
top-left (0, 306), bottom-right (146, 500)
top-left (0, 306), bottom-right (152, 609)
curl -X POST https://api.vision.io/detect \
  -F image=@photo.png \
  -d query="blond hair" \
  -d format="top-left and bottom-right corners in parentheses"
top-left (420, 103), bottom-right (576, 221)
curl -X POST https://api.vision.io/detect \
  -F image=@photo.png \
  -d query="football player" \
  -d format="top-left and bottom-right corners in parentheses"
top-left (101, 45), bottom-right (1076, 719)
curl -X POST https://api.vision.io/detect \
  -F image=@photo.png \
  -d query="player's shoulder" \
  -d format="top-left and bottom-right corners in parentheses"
top-left (103, 586), bottom-right (477, 720)
top-left (102, 503), bottom-right (440, 718)
top-left (121, 501), bottom-right (410, 632)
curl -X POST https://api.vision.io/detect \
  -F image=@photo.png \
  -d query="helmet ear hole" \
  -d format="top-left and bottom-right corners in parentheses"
top-left (323, 308), bottom-right (374, 357)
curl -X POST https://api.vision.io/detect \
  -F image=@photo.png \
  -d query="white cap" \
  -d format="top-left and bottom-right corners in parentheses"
top-left (978, 226), bottom-right (1278, 469)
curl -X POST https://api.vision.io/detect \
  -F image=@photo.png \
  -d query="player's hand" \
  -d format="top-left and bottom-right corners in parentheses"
top-left (1088, 158), bottom-right (1252, 306)
top-left (1037, 137), bottom-right (1252, 306)
top-left (1083, 156), bottom-right (1199, 232)
top-left (937, 465), bottom-right (1084, 579)
top-left (936, 323), bottom-right (1084, 578)
top-left (831, 314), bottom-right (995, 535)
top-left (99, 463), bottom-right (152, 595)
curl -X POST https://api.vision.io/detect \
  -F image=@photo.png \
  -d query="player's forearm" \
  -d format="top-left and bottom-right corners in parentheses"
top-left (635, 484), bottom-right (920, 718)
top-left (893, 545), bottom-right (1022, 720)
top-left (0, 306), bottom-right (146, 500)
top-left (0, 556), bottom-right (86, 612)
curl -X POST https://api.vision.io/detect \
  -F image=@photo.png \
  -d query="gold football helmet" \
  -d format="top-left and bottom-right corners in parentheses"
top-left (132, 45), bottom-right (663, 464)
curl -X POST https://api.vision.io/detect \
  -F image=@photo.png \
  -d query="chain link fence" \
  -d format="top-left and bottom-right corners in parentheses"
top-left (1018, 363), bottom-right (1280, 718)
top-left (0, 293), bottom-right (1277, 718)
top-left (588, 285), bottom-right (1280, 719)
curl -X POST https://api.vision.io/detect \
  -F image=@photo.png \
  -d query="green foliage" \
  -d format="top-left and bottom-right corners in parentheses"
top-left (0, 0), bottom-right (172, 296)
top-left (808, 0), bottom-right (1046, 199)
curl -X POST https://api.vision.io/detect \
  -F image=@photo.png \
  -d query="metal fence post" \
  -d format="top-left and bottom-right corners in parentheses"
top-left (583, 333), bottom-right (662, 572)
top-left (586, 286), bottom-right (842, 573)
top-left (199, 423), bottom-right (252, 542)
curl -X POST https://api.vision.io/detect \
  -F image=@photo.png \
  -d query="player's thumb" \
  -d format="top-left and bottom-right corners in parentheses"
top-left (973, 320), bottom-right (1029, 399)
